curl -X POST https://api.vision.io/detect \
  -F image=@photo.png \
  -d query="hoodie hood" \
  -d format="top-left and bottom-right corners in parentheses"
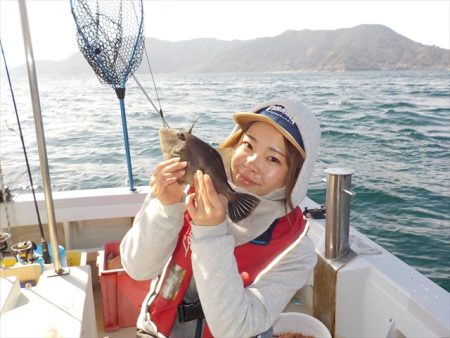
top-left (221, 99), bottom-right (320, 245)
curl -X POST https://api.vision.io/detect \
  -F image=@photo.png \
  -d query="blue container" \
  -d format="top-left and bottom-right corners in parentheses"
top-left (35, 244), bottom-right (68, 268)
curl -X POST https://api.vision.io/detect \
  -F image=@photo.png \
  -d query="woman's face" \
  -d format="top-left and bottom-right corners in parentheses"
top-left (231, 122), bottom-right (289, 196)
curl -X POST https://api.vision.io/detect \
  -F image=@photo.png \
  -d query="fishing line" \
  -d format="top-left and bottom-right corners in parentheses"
top-left (142, 44), bottom-right (168, 126)
top-left (0, 39), bottom-right (51, 263)
top-left (132, 74), bottom-right (169, 127)
top-left (129, 1), bottom-right (166, 126)
top-left (143, 47), bottom-right (162, 113)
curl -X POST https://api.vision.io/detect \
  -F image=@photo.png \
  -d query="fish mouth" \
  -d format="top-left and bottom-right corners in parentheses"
top-left (161, 149), bottom-right (181, 160)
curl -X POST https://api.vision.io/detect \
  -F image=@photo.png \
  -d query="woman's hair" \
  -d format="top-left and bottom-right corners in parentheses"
top-left (220, 122), bottom-right (304, 213)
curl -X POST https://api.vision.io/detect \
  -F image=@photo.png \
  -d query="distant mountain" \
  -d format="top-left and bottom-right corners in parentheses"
top-left (25, 24), bottom-right (450, 74)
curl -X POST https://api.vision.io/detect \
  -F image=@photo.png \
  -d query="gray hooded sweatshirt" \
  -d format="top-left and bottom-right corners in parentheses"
top-left (120, 99), bottom-right (321, 337)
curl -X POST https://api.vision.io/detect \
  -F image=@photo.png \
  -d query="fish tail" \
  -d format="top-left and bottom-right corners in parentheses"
top-left (228, 193), bottom-right (260, 222)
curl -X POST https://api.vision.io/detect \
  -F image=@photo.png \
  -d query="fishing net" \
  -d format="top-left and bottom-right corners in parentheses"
top-left (71, 0), bottom-right (144, 93)
top-left (71, 0), bottom-right (145, 190)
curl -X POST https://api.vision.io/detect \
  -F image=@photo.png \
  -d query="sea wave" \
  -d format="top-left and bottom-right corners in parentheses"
top-left (1, 70), bottom-right (449, 291)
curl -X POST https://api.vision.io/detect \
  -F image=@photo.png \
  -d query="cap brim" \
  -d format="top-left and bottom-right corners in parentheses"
top-left (233, 112), bottom-right (306, 159)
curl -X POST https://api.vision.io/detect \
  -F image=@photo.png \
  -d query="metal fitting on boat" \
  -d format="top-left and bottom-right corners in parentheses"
top-left (0, 232), bottom-right (11, 253)
top-left (313, 168), bottom-right (356, 335)
top-left (324, 168), bottom-right (355, 259)
top-left (0, 187), bottom-right (12, 203)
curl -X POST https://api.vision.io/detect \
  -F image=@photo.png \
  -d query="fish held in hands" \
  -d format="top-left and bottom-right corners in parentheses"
top-left (159, 127), bottom-right (259, 222)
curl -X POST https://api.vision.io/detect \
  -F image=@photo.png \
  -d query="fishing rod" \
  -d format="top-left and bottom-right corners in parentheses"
top-left (0, 39), bottom-right (52, 264)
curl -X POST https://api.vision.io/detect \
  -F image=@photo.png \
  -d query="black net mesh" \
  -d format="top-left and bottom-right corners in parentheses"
top-left (71, 0), bottom-right (144, 88)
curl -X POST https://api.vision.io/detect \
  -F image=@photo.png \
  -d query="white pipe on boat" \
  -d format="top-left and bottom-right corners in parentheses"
top-left (18, 0), bottom-right (64, 274)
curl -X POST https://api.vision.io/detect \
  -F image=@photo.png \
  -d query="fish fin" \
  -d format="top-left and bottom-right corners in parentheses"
top-left (188, 114), bottom-right (203, 134)
top-left (228, 193), bottom-right (260, 222)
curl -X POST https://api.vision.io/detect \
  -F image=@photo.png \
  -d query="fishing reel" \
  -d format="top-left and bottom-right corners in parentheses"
top-left (0, 232), bottom-right (11, 253)
top-left (0, 186), bottom-right (12, 203)
top-left (11, 240), bottom-right (39, 264)
top-left (303, 206), bottom-right (326, 219)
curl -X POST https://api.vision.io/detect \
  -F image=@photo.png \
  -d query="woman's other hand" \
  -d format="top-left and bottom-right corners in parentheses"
top-left (186, 170), bottom-right (227, 226)
top-left (150, 158), bottom-right (187, 205)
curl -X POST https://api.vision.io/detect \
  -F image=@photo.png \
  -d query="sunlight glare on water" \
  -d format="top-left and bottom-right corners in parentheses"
top-left (1, 70), bottom-right (449, 291)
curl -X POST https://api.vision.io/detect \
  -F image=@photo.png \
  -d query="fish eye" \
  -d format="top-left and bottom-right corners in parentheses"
top-left (177, 132), bottom-right (186, 141)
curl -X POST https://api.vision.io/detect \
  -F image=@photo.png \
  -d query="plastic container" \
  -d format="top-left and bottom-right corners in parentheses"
top-left (34, 244), bottom-right (67, 269)
top-left (97, 241), bottom-right (151, 331)
top-left (66, 250), bottom-right (87, 266)
top-left (273, 312), bottom-right (331, 338)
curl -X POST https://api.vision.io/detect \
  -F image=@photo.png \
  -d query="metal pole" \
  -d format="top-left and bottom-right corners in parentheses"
top-left (324, 167), bottom-right (355, 259)
top-left (313, 167), bottom-right (356, 335)
top-left (18, 0), bottom-right (65, 274)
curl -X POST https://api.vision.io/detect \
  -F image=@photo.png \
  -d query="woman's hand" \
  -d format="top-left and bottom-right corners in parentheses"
top-left (185, 170), bottom-right (227, 226)
top-left (150, 158), bottom-right (187, 205)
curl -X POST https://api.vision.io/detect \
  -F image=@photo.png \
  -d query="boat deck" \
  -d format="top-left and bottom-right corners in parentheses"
top-left (2, 189), bottom-right (448, 338)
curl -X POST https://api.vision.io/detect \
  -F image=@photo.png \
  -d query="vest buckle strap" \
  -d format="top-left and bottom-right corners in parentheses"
top-left (177, 301), bottom-right (205, 323)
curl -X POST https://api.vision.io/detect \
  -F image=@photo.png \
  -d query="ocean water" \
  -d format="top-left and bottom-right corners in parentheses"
top-left (1, 70), bottom-right (449, 291)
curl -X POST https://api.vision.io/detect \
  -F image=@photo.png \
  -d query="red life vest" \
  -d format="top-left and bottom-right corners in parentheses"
top-left (147, 207), bottom-right (307, 337)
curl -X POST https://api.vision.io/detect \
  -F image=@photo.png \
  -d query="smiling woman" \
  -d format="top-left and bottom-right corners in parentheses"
top-left (120, 99), bottom-right (321, 337)
top-left (231, 122), bottom-right (291, 195)
top-left (221, 119), bottom-right (303, 211)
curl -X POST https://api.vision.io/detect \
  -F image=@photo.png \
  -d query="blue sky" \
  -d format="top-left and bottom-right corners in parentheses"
top-left (0, 0), bottom-right (449, 67)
